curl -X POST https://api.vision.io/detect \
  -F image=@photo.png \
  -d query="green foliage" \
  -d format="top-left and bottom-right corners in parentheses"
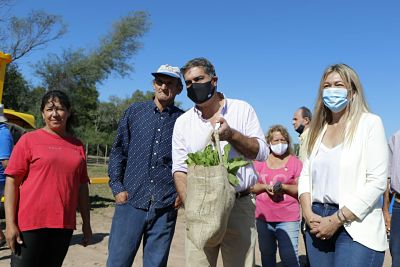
top-left (1, 9), bottom-right (152, 148)
top-left (185, 144), bottom-right (249, 186)
top-left (2, 63), bottom-right (31, 111)
top-left (33, 11), bottom-right (150, 144)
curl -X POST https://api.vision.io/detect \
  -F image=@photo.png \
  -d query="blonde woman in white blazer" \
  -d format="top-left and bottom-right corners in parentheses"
top-left (298, 64), bottom-right (388, 267)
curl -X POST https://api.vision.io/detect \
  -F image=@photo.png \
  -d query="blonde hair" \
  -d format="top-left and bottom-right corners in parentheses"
top-left (307, 64), bottom-right (370, 156)
top-left (266, 124), bottom-right (294, 155)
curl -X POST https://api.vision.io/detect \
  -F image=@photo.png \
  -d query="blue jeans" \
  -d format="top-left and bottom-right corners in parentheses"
top-left (306, 202), bottom-right (384, 267)
top-left (256, 219), bottom-right (300, 267)
top-left (107, 203), bottom-right (177, 267)
top-left (390, 200), bottom-right (400, 267)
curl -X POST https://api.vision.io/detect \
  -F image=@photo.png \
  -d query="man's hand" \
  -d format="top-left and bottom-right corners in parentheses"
top-left (174, 195), bottom-right (183, 210)
top-left (6, 223), bottom-right (23, 254)
top-left (115, 191), bottom-right (128, 204)
top-left (216, 117), bottom-right (234, 141)
top-left (383, 209), bottom-right (391, 233)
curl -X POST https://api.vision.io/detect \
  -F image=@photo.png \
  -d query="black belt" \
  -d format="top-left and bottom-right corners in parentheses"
top-left (235, 188), bottom-right (251, 199)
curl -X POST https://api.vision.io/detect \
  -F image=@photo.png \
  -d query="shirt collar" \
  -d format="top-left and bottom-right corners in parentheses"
top-left (193, 92), bottom-right (227, 120)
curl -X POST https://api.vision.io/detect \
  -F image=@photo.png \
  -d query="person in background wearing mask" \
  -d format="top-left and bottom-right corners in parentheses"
top-left (292, 106), bottom-right (312, 162)
top-left (172, 57), bottom-right (268, 267)
top-left (292, 106), bottom-right (312, 267)
top-left (298, 64), bottom-right (388, 266)
top-left (252, 125), bottom-right (302, 267)
top-left (0, 104), bottom-right (13, 247)
top-left (107, 64), bottom-right (184, 267)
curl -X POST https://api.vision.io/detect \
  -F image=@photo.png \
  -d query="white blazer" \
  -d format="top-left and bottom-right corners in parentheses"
top-left (298, 112), bottom-right (389, 251)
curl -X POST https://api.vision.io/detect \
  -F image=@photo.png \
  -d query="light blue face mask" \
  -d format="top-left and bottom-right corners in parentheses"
top-left (322, 87), bottom-right (348, 113)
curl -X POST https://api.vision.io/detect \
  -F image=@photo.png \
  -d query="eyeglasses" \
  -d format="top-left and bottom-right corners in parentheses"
top-left (154, 78), bottom-right (177, 88)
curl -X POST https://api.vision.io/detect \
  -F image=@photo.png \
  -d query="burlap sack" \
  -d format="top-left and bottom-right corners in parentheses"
top-left (185, 132), bottom-right (236, 249)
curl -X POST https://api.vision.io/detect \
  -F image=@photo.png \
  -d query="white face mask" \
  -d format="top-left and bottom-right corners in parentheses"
top-left (270, 143), bottom-right (288, 156)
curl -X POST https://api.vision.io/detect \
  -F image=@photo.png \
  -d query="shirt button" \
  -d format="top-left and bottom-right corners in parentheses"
top-left (157, 129), bottom-right (161, 131)
top-left (154, 152), bottom-right (157, 155)
top-left (150, 180), bottom-right (153, 183)
top-left (161, 116), bottom-right (164, 119)
top-left (152, 166), bottom-right (155, 169)
top-left (156, 141), bottom-right (159, 144)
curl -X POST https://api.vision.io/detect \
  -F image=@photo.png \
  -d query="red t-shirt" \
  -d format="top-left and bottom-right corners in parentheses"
top-left (254, 155), bottom-right (302, 222)
top-left (5, 129), bottom-right (89, 231)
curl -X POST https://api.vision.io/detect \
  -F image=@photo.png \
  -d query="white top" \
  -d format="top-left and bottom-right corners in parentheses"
top-left (172, 96), bottom-right (269, 192)
top-left (311, 143), bottom-right (342, 204)
top-left (389, 130), bottom-right (400, 194)
top-left (298, 113), bottom-right (389, 251)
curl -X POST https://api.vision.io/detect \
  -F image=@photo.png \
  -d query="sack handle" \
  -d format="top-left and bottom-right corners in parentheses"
top-left (213, 130), bottom-right (224, 166)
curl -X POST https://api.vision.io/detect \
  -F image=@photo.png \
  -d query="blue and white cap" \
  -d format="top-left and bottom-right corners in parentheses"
top-left (152, 64), bottom-right (186, 89)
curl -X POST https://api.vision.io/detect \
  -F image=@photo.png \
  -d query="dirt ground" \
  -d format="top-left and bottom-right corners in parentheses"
top-left (0, 184), bottom-right (393, 266)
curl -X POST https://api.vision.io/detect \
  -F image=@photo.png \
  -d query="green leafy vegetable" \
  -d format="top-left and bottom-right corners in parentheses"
top-left (185, 144), bottom-right (249, 186)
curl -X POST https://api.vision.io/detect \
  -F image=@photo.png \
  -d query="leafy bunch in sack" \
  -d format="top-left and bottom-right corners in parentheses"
top-left (185, 144), bottom-right (249, 186)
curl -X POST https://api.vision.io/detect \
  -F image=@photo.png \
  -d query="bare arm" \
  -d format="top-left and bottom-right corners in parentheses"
top-left (5, 176), bottom-right (23, 254)
top-left (282, 183), bottom-right (298, 199)
top-left (78, 183), bottom-right (92, 246)
top-left (251, 183), bottom-right (268, 195)
top-left (174, 171), bottom-right (187, 203)
top-left (382, 178), bottom-right (392, 233)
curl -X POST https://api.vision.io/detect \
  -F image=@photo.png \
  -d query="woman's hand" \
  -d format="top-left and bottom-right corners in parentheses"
top-left (81, 222), bottom-right (92, 247)
top-left (311, 214), bottom-right (342, 240)
top-left (304, 210), bottom-right (322, 231)
top-left (6, 223), bottom-right (23, 254)
top-left (265, 184), bottom-right (275, 196)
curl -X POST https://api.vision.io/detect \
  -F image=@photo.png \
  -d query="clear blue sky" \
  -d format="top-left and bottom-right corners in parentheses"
top-left (9, 0), bottom-right (400, 141)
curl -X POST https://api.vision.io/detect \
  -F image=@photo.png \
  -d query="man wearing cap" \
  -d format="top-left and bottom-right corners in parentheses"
top-left (0, 104), bottom-right (13, 247)
top-left (383, 129), bottom-right (400, 267)
top-left (172, 57), bottom-right (268, 267)
top-left (107, 65), bottom-right (184, 267)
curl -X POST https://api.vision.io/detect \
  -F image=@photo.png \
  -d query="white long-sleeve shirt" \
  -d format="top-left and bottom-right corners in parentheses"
top-left (172, 96), bottom-right (268, 192)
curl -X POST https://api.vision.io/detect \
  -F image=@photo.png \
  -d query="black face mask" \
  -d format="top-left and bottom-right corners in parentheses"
top-left (295, 124), bottom-right (305, 135)
top-left (187, 81), bottom-right (215, 104)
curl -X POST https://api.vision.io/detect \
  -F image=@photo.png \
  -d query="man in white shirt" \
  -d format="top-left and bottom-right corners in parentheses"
top-left (172, 57), bottom-right (268, 267)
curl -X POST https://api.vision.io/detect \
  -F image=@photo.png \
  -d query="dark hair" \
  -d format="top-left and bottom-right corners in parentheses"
top-left (299, 106), bottom-right (312, 121)
top-left (181, 57), bottom-right (216, 78)
top-left (40, 90), bottom-right (73, 133)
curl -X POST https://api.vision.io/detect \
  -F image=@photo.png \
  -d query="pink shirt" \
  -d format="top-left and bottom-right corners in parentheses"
top-left (5, 129), bottom-right (89, 231)
top-left (254, 155), bottom-right (302, 222)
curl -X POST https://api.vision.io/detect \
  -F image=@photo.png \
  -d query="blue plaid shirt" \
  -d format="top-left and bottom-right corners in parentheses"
top-left (108, 100), bottom-right (183, 210)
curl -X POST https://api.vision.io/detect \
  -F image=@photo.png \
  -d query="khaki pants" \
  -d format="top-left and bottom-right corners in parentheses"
top-left (185, 195), bottom-right (256, 267)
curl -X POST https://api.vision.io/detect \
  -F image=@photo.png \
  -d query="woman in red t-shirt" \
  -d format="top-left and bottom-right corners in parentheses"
top-left (252, 125), bottom-right (303, 267)
top-left (4, 90), bottom-right (92, 267)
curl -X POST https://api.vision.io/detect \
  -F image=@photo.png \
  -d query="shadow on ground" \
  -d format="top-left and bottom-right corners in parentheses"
top-left (70, 232), bottom-right (109, 246)
top-left (89, 194), bottom-right (114, 209)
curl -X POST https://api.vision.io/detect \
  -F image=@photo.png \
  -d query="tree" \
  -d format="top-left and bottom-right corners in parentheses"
top-left (35, 11), bottom-right (150, 142)
top-left (0, 6), bottom-right (67, 60)
top-left (2, 63), bottom-right (31, 111)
